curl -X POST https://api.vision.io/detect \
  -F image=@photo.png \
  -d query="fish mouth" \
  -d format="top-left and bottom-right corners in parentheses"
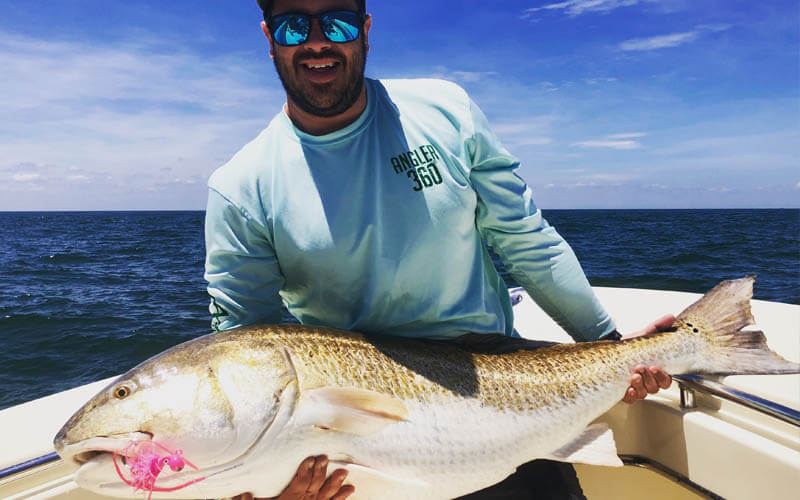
top-left (58, 431), bottom-right (153, 467)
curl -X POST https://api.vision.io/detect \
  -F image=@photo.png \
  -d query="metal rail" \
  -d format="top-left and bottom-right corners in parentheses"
top-left (674, 374), bottom-right (800, 427)
top-left (0, 452), bottom-right (60, 480)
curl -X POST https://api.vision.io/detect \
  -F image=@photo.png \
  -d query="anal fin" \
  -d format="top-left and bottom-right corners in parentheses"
top-left (544, 423), bottom-right (623, 467)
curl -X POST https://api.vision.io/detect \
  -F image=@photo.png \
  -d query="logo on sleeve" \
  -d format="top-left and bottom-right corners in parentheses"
top-left (390, 145), bottom-right (444, 192)
top-left (209, 296), bottom-right (229, 332)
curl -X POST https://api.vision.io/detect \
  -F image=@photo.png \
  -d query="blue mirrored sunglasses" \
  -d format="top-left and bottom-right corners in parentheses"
top-left (268, 10), bottom-right (362, 46)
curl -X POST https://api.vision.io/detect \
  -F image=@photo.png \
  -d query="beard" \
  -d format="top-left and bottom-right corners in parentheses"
top-left (273, 39), bottom-right (368, 118)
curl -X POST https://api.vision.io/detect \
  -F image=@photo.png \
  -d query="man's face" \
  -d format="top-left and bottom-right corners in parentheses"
top-left (265, 0), bottom-right (371, 118)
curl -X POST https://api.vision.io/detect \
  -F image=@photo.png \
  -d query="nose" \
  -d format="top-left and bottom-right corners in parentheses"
top-left (303, 18), bottom-right (332, 51)
top-left (54, 424), bottom-right (68, 452)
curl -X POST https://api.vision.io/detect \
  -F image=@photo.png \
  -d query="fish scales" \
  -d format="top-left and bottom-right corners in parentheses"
top-left (241, 325), bottom-right (685, 411)
top-left (53, 277), bottom-right (800, 499)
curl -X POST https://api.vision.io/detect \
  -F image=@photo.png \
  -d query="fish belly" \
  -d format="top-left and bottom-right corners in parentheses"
top-left (282, 383), bottom-right (627, 500)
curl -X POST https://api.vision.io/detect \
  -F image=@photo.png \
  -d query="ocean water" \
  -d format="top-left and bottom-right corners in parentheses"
top-left (1, 209), bottom-right (798, 410)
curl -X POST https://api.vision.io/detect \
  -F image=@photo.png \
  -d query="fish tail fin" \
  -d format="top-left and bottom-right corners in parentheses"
top-left (677, 276), bottom-right (800, 375)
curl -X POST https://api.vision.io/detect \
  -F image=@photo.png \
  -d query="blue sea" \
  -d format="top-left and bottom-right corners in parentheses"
top-left (1, 209), bottom-right (798, 410)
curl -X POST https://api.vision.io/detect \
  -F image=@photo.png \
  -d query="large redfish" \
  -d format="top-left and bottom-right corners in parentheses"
top-left (54, 277), bottom-right (799, 499)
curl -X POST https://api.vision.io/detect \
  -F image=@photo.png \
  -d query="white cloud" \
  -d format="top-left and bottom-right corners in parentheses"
top-left (584, 173), bottom-right (632, 184)
top-left (11, 173), bottom-right (42, 182)
top-left (540, 81), bottom-right (561, 92)
top-left (492, 117), bottom-right (557, 148)
top-left (517, 137), bottom-right (554, 146)
top-left (555, 173), bottom-right (636, 188)
top-left (619, 25), bottom-right (731, 51)
top-left (450, 70), bottom-right (499, 83)
top-left (652, 130), bottom-right (798, 160)
top-left (572, 140), bottom-right (641, 149)
top-left (524, 0), bottom-right (650, 17)
top-left (697, 24), bottom-right (733, 33)
top-left (428, 66), bottom-right (498, 83)
top-left (619, 31), bottom-right (699, 51)
top-left (585, 77), bottom-right (618, 85)
top-left (0, 29), bottom-right (284, 210)
top-left (607, 132), bottom-right (647, 139)
top-left (795, 181), bottom-right (800, 190)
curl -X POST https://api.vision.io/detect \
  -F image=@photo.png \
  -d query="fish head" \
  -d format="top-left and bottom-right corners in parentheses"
top-left (54, 333), bottom-right (298, 494)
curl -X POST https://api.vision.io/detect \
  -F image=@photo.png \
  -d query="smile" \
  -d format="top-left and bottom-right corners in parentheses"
top-left (304, 62), bottom-right (337, 70)
top-left (297, 59), bottom-right (342, 83)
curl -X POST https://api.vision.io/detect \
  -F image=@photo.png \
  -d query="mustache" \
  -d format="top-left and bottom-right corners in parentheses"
top-left (294, 48), bottom-right (346, 65)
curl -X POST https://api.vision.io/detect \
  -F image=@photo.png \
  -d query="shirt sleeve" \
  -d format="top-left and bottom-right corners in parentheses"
top-left (465, 99), bottom-right (616, 341)
top-left (204, 187), bottom-right (285, 331)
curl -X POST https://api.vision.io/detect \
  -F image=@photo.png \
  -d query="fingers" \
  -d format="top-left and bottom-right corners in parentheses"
top-left (624, 365), bottom-right (670, 404)
top-left (629, 369), bottom-right (648, 401)
top-left (622, 386), bottom-right (638, 404)
top-left (640, 366), bottom-right (672, 391)
top-left (329, 485), bottom-right (355, 500)
top-left (627, 314), bottom-right (678, 339)
top-left (641, 314), bottom-right (676, 335)
top-left (271, 456), bottom-right (353, 500)
top-left (652, 367), bottom-right (673, 389)
top-left (640, 367), bottom-right (659, 394)
top-left (652, 314), bottom-right (677, 332)
top-left (275, 456), bottom-right (318, 499)
top-left (234, 456), bottom-right (355, 500)
top-left (317, 469), bottom-right (354, 500)
top-left (306, 456), bottom-right (329, 496)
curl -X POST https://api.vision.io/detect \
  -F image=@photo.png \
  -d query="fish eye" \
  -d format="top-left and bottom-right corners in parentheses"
top-left (113, 385), bottom-right (132, 399)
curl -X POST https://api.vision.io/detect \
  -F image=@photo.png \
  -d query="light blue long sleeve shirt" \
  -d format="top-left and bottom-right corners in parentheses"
top-left (204, 78), bottom-right (615, 341)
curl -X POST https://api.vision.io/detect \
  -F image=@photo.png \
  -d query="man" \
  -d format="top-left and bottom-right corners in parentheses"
top-left (206, 1), bottom-right (673, 498)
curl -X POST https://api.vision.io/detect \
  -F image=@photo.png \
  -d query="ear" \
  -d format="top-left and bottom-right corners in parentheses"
top-left (261, 20), bottom-right (276, 59)
top-left (363, 14), bottom-right (372, 53)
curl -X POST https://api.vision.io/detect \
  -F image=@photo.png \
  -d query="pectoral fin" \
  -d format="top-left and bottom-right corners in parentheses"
top-left (545, 423), bottom-right (623, 467)
top-left (297, 387), bottom-right (408, 435)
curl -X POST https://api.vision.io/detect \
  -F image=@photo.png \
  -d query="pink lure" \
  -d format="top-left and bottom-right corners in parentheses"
top-left (112, 440), bottom-right (205, 500)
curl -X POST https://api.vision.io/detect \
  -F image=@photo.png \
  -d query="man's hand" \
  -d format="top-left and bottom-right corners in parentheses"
top-left (620, 314), bottom-right (675, 404)
top-left (233, 455), bottom-right (354, 500)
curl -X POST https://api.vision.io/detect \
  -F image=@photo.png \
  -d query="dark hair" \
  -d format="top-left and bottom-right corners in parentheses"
top-left (256, 0), bottom-right (366, 19)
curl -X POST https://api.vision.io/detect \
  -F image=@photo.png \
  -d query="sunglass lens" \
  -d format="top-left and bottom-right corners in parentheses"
top-left (271, 14), bottom-right (311, 46)
top-left (320, 11), bottom-right (361, 43)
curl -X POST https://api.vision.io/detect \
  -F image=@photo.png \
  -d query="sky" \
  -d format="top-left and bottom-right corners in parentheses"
top-left (1, 0), bottom-right (798, 210)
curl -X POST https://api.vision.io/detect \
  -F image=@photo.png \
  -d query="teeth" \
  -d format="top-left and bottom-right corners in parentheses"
top-left (305, 62), bottom-right (335, 69)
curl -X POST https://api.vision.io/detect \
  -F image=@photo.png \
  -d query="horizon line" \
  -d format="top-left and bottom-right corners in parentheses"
top-left (2, 207), bottom-right (799, 213)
